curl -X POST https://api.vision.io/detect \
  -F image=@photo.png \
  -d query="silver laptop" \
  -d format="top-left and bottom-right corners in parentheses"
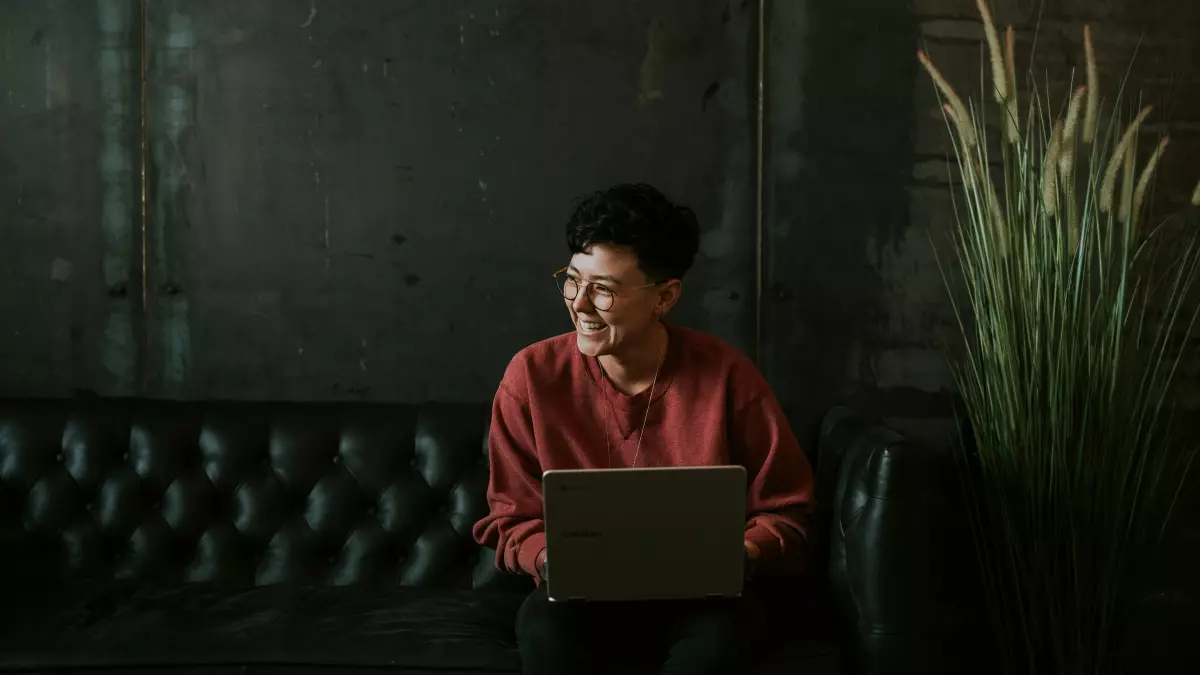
top-left (542, 465), bottom-right (746, 602)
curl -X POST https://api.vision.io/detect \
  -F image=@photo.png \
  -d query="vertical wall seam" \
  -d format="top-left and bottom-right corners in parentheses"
top-left (754, 0), bottom-right (767, 366)
top-left (138, 0), bottom-right (150, 391)
top-left (98, 0), bottom-right (139, 394)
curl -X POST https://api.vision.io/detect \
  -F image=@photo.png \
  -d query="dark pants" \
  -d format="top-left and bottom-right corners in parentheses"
top-left (515, 585), bottom-right (770, 675)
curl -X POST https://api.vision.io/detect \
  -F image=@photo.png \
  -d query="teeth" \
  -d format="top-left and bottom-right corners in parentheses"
top-left (581, 321), bottom-right (606, 331)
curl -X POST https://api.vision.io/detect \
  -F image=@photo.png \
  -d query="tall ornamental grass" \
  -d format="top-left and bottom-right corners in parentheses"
top-left (920, 2), bottom-right (1200, 673)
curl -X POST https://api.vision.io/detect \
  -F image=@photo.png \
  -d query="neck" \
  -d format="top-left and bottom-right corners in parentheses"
top-left (598, 322), bottom-right (668, 396)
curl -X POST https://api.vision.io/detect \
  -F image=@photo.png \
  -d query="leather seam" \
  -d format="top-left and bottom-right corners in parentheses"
top-left (841, 504), bottom-right (866, 535)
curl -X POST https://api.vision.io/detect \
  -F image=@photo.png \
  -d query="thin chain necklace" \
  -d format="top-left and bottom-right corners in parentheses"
top-left (598, 340), bottom-right (665, 469)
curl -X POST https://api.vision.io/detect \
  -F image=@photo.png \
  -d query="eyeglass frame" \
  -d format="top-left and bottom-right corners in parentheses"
top-left (552, 266), bottom-right (665, 311)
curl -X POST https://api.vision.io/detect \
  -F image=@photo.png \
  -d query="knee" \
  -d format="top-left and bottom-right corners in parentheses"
top-left (516, 589), bottom-right (572, 652)
top-left (683, 616), bottom-right (742, 652)
top-left (666, 612), bottom-right (747, 670)
top-left (516, 591), bottom-right (599, 675)
top-left (516, 601), bottom-right (553, 649)
top-left (684, 608), bottom-right (742, 640)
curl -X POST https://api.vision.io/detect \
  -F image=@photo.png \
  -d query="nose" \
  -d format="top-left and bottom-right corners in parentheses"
top-left (571, 284), bottom-right (594, 313)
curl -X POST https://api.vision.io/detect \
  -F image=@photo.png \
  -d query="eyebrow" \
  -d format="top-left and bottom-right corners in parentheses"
top-left (567, 266), bottom-right (622, 285)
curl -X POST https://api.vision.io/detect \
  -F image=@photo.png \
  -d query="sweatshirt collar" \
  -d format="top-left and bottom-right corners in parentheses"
top-left (582, 322), bottom-right (680, 410)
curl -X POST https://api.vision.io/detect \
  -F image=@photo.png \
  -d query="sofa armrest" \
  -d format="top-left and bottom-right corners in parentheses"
top-left (816, 407), bottom-right (983, 675)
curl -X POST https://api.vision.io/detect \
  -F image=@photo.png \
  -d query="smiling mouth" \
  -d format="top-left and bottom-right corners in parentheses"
top-left (578, 319), bottom-right (608, 335)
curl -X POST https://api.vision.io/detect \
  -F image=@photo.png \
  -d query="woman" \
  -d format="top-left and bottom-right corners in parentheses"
top-left (473, 183), bottom-right (815, 674)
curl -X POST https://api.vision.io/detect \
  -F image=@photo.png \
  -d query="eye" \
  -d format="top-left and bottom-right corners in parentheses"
top-left (592, 284), bottom-right (613, 296)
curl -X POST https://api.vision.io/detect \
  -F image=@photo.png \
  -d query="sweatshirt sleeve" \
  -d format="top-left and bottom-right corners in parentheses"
top-left (735, 385), bottom-right (816, 578)
top-left (471, 369), bottom-right (549, 583)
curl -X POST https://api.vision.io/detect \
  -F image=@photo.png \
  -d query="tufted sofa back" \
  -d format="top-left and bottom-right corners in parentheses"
top-left (0, 398), bottom-right (518, 591)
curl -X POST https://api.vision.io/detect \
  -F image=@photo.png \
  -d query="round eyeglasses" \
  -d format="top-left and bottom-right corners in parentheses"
top-left (553, 266), bottom-right (662, 312)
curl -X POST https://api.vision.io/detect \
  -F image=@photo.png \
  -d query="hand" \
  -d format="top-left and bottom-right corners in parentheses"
top-left (743, 540), bottom-right (761, 580)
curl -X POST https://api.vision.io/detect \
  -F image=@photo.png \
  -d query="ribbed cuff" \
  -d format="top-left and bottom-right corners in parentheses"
top-left (518, 532), bottom-right (548, 581)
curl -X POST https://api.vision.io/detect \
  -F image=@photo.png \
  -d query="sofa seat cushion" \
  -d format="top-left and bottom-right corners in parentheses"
top-left (0, 582), bottom-right (524, 673)
top-left (0, 582), bottom-right (840, 674)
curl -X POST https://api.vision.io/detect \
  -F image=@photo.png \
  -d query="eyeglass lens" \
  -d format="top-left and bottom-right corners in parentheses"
top-left (557, 274), bottom-right (613, 310)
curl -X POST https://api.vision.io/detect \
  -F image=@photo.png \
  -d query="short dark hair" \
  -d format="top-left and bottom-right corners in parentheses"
top-left (565, 183), bottom-right (701, 281)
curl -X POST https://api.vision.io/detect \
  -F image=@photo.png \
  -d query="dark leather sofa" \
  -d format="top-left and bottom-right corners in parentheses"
top-left (0, 398), bottom-right (972, 674)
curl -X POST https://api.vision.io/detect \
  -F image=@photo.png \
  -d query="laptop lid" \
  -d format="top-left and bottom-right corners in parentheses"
top-left (542, 465), bottom-right (746, 602)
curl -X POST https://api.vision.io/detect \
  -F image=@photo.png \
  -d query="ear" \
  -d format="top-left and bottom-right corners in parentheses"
top-left (655, 280), bottom-right (683, 317)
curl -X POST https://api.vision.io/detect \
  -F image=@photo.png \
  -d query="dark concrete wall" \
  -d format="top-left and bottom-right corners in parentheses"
top-left (1, 0), bottom-right (756, 402)
top-left (2, 0), bottom-right (1199, 450)
top-left (145, 0), bottom-right (756, 402)
top-left (0, 0), bottom-right (142, 397)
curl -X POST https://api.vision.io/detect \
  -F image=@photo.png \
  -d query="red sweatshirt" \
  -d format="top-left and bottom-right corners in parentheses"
top-left (472, 323), bottom-right (815, 584)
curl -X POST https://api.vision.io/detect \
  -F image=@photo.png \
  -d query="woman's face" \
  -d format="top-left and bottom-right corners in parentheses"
top-left (563, 244), bottom-right (676, 358)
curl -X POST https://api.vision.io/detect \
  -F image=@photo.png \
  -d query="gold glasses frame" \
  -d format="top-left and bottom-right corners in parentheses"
top-left (552, 266), bottom-right (662, 311)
